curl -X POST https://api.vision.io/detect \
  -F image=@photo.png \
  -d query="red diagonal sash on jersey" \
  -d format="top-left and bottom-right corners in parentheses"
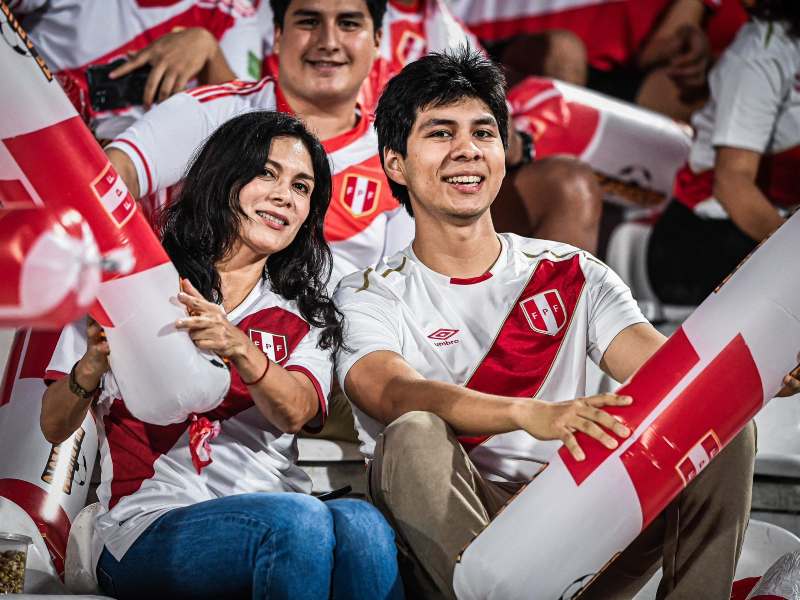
top-left (459, 255), bottom-right (585, 451)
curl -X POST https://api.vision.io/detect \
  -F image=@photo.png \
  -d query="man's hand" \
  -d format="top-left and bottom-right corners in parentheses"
top-left (74, 317), bottom-right (110, 392)
top-left (109, 27), bottom-right (223, 107)
top-left (175, 279), bottom-right (251, 362)
top-left (666, 24), bottom-right (710, 92)
top-left (516, 394), bottom-right (633, 461)
top-left (777, 365), bottom-right (800, 397)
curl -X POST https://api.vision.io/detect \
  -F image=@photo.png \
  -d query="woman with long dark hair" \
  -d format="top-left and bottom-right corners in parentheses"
top-left (647, 0), bottom-right (800, 305)
top-left (41, 111), bottom-right (403, 599)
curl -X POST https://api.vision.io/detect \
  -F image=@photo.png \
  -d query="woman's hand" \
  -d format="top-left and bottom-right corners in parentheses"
top-left (175, 279), bottom-right (251, 362)
top-left (515, 394), bottom-right (633, 461)
top-left (74, 317), bottom-right (111, 392)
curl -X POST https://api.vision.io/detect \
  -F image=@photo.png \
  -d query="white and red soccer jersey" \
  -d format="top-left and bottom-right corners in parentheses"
top-left (106, 77), bottom-right (411, 285)
top-left (45, 278), bottom-right (332, 564)
top-left (335, 233), bottom-right (646, 482)
top-left (257, 0), bottom-right (479, 114)
top-left (362, 0), bottom-right (480, 114)
top-left (673, 19), bottom-right (800, 217)
top-left (18, 0), bottom-right (261, 139)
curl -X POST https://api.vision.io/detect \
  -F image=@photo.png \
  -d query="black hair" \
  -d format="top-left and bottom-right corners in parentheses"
top-left (750, 0), bottom-right (800, 38)
top-left (270, 0), bottom-right (387, 33)
top-left (159, 111), bottom-right (343, 351)
top-left (374, 46), bottom-right (509, 216)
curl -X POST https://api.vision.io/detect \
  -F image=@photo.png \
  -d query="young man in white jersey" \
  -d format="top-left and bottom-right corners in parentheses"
top-left (334, 48), bottom-right (758, 598)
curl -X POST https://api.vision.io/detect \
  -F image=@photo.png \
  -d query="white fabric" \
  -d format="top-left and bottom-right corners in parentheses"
top-left (46, 279), bottom-right (333, 565)
top-left (689, 20), bottom-right (800, 173)
top-left (335, 233), bottom-right (646, 480)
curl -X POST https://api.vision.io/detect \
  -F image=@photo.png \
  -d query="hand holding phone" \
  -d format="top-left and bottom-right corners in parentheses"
top-left (87, 59), bottom-right (151, 112)
top-left (107, 27), bottom-right (224, 107)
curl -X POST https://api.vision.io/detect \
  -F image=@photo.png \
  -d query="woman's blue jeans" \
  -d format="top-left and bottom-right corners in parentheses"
top-left (96, 493), bottom-right (404, 599)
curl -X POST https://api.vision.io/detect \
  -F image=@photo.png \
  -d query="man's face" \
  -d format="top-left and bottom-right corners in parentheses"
top-left (274, 0), bottom-right (380, 106)
top-left (387, 97), bottom-right (506, 223)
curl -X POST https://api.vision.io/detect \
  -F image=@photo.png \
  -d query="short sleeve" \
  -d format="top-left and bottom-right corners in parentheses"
top-left (107, 84), bottom-right (267, 196)
top-left (284, 327), bottom-right (334, 432)
top-left (585, 261), bottom-right (647, 365)
top-left (334, 291), bottom-right (403, 390)
top-left (709, 47), bottom-right (788, 153)
top-left (45, 318), bottom-right (88, 382)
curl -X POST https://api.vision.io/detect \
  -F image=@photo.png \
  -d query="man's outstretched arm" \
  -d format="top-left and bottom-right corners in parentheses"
top-left (344, 350), bottom-right (632, 461)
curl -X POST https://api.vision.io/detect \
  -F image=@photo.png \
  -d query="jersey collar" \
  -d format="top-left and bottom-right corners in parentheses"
top-left (408, 234), bottom-right (508, 286)
top-left (274, 82), bottom-right (369, 155)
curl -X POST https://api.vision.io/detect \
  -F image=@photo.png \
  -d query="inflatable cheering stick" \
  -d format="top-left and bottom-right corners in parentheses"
top-left (454, 213), bottom-right (800, 599)
top-left (0, 329), bottom-right (97, 581)
top-left (0, 207), bottom-right (100, 328)
top-left (509, 77), bottom-right (692, 208)
top-left (0, 3), bottom-right (229, 425)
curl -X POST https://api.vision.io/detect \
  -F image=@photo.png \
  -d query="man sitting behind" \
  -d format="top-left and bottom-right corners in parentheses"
top-left (334, 47), bottom-right (755, 599)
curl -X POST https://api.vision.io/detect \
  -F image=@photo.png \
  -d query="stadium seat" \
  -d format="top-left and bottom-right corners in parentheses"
top-left (633, 519), bottom-right (800, 599)
top-left (604, 222), bottom-right (694, 329)
top-left (753, 400), bottom-right (800, 478)
top-left (296, 438), bottom-right (366, 496)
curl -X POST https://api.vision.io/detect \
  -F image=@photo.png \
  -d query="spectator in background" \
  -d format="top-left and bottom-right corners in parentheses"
top-left (40, 111), bottom-right (403, 600)
top-left (449, 0), bottom-right (748, 122)
top-left (13, 0), bottom-right (261, 139)
top-left (647, 0), bottom-right (800, 305)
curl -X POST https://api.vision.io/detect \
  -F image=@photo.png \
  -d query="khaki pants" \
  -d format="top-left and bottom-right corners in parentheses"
top-left (369, 411), bottom-right (755, 600)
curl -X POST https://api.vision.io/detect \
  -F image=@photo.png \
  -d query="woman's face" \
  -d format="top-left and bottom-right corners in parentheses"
top-left (236, 136), bottom-right (315, 259)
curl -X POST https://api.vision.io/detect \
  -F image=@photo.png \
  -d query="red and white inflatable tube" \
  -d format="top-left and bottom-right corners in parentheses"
top-left (0, 207), bottom-right (100, 328)
top-left (508, 77), bottom-right (692, 207)
top-left (0, 329), bottom-right (97, 580)
top-left (454, 212), bottom-right (800, 599)
top-left (0, 4), bottom-right (229, 425)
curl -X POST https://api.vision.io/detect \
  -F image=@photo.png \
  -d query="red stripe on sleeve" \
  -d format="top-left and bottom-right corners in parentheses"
top-left (286, 365), bottom-right (327, 433)
top-left (114, 138), bottom-right (154, 197)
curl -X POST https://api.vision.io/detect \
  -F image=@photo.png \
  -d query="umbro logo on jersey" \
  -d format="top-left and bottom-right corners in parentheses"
top-left (428, 328), bottom-right (460, 347)
top-left (249, 329), bottom-right (288, 363)
top-left (341, 174), bottom-right (380, 218)
top-left (519, 290), bottom-right (567, 336)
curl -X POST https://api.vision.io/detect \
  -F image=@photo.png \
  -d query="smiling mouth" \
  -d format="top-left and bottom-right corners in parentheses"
top-left (256, 210), bottom-right (287, 228)
top-left (306, 60), bottom-right (347, 69)
top-left (443, 175), bottom-right (485, 190)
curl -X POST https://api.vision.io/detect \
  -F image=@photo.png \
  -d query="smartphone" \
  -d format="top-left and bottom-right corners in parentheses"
top-left (86, 59), bottom-right (151, 112)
